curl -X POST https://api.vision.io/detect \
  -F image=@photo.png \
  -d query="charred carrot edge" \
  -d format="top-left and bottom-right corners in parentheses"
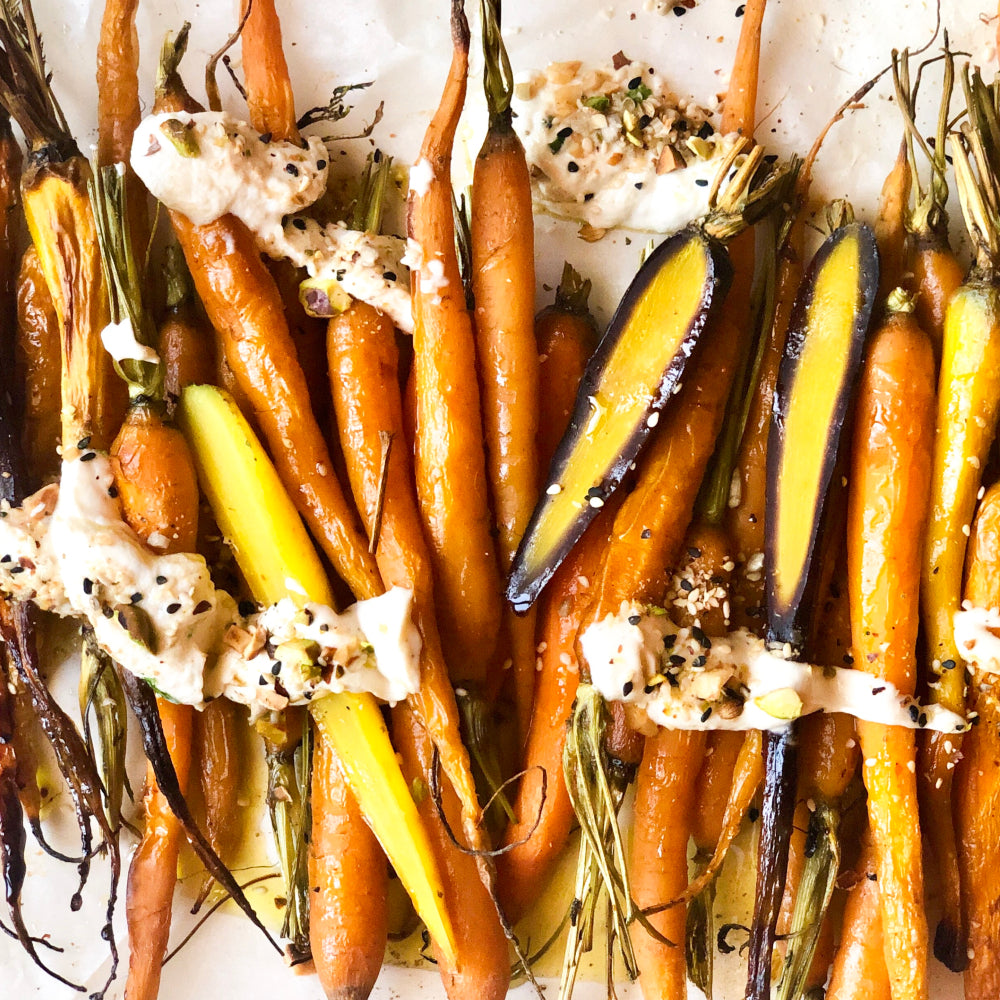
top-left (96, 0), bottom-right (140, 166)
top-left (848, 303), bottom-right (935, 998)
top-left (409, 0), bottom-right (503, 687)
top-left (239, 0), bottom-right (300, 143)
top-left (15, 245), bottom-right (60, 485)
top-left (154, 57), bottom-right (382, 604)
top-left (955, 482), bottom-right (1000, 999)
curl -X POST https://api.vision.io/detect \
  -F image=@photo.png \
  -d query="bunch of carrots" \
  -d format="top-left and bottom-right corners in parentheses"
top-left (2, 1), bottom-right (1000, 1000)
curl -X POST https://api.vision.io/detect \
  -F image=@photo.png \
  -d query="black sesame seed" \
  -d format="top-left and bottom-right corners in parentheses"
top-left (628, 76), bottom-right (642, 89)
top-left (641, 528), bottom-right (651, 539)
top-left (316, 159), bottom-right (327, 169)
top-left (871, 685), bottom-right (886, 696)
top-left (0, 554), bottom-right (9, 563)
top-left (108, 485), bottom-right (119, 498)
top-left (695, 178), bottom-right (709, 187)
top-left (692, 655), bottom-right (707, 668)
top-left (764, 153), bottom-right (779, 164)
top-left (673, 4), bottom-right (686, 14)
top-left (103, 606), bottom-right (114, 619)
top-left (156, 575), bottom-right (168, 586)
top-left (748, 806), bottom-right (759, 823)
top-left (285, 162), bottom-right (300, 176)
top-left (700, 707), bottom-right (713, 722)
top-left (567, 161), bottom-right (580, 173)
top-left (238, 600), bottom-right (257, 618)
top-left (669, 654), bottom-right (686, 666)
top-left (666, 672), bottom-right (680, 687)
top-left (383, 271), bottom-right (397, 281)
top-left (941, 658), bottom-right (956, 671)
top-left (258, 674), bottom-right (268, 686)
top-left (736, 3), bottom-right (746, 14)
top-left (292, 218), bottom-right (307, 230)
top-left (304, 690), bottom-right (313, 699)
top-left (680, 579), bottom-right (694, 592)
top-left (644, 684), bottom-right (656, 694)
top-left (697, 121), bottom-right (715, 139)
top-left (260, 132), bottom-right (272, 144)
top-left (918, 713), bottom-right (928, 727)
top-left (77, 436), bottom-right (91, 450)
top-left (82, 577), bottom-right (94, 594)
top-left (304, 608), bottom-right (315, 626)
top-left (166, 602), bottom-right (181, 615)
top-left (271, 661), bottom-right (282, 676)
top-left (687, 547), bottom-right (702, 559)
top-left (691, 625), bottom-right (710, 648)
top-left (843, 652), bottom-right (854, 665)
top-left (638, 115), bottom-right (652, 129)
top-left (908, 704), bottom-right (920, 722)
top-left (9, 565), bottom-right (24, 574)
top-left (867, 872), bottom-right (877, 882)
top-left (319, 623), bottom-right (330, 633)
top-left (583, 193), bottom-right (594, 202)
top-left (662, 634), bottom-right (677, 647)
top-left (627, 615), bottom-right (642, 626)
top-left (587, 486), bottom-right (605, 498)
top-left (193, 600), bottom-right (212, 615)
top-left (79, 451), bottom-right (97, 462)
top-left (622, 681), bottom-right (634, 696)
top-left (634, 182), bottom-right (643, 190)
top-left (557, 126), bottom-right (573, 139)
top-left (130, 592), bottom-right (143, 604)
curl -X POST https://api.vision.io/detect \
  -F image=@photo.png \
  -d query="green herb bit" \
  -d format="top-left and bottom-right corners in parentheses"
top-left (625, 83), bottom-right (652, 103)
top-left (549, 126), bottom-right (573, 154)
top-left (583, 95), bottom-right (611, 113)
top-left (159, 118), bottom-right (200, 158)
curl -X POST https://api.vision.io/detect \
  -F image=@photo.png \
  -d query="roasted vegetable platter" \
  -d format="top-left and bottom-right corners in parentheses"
top-left (0, 1), bottom-right (997, 999)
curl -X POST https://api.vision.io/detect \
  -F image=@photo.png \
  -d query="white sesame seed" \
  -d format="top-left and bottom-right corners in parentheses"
top-left (546, 483), bottom-right (563, 495)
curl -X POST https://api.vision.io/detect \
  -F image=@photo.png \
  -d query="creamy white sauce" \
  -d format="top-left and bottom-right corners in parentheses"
top-left (954, 603), bottom-right (1000, 674)
top-left (409, 158), bottom-right (435, 198)
top-left (130, 110), bottom-right (414, 333)
top-left (513, 59), bottom-right (741, 233)
top-left (0, 457), bottom-right (421, 713)
top-left (101, 318), bottom-right (160, 366)
top-left (582, 603), bottom-right (968, 733)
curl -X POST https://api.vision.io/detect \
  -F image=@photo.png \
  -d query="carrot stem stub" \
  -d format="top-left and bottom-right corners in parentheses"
top-left (508, 226), bottom-right (732, 612)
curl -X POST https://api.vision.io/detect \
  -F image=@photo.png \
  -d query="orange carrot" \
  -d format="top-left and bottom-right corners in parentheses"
top-left (239, 0), bottom-right (300, 143)
top-left (309, 733), bottom-right (388, 1000)
top-left (955, 481), bottom-right (1000, 999)
top-left (409, 1), bottom-right (502, 687)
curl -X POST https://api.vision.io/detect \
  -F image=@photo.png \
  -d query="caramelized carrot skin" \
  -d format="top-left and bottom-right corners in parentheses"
top-left (239, 0), bottom-right (300, 143)
top-left (535, 305), bottom-right (599, 474)
top-left (96, 0), bottom-right (140, 165)
top-left (956, 481), bottom-right (1000, 1000)
top-left (911, 233), bottom-right (963, 363)
top-left (631, 729), bottom-right (706, 1000)
top-left (393, 703), bottom-right (509, 1000)
top-left (193, 698), bottom-right (241, 867)
top-left (495, 516), bottom-right (610, 921)
top-left (327, 301), bottom-right (483, 849)
top-left (827, 834), bottom-right (892, 1000)
top-left (169, 210), bottom-right (381, 602)
top-left (848, 310), bottom-right (935, 1000)
top-left (160, 306), bottom-right (216, 409)
top-left (310, 731), bottom-right (388, 1000)
top-left (124, 701), bottom-right (192, 1000)
top-left (15, 246), bottom-right (60, 483)
top-left (409, 8), bottom-right (502, 684)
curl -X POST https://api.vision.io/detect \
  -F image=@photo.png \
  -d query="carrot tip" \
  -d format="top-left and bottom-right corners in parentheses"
top-left (933, 917), bottom-right (970, 973)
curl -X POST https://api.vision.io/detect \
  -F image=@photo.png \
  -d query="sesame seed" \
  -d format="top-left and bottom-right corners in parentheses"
top-left (628, 615), bottom-right (642, 626)
top-left (546, 483), bottom-right (562, 495)
top-left (193, 600), bottom-right (212, 615)
top-left (700, 707), bottom-right (712, 722)
top-left (156, 575), bottom-right (168, 586)
top-left (641, 528), bottom-right (651, 539)
top-left (166, 602), bottom-right (181, 614)
top-left (285, 162), bottom-right (299, 176)
top-left (83, 577), bottom-right (94, 595)
top-left (130, 592), bottom-right (143, 604)
top-left (79, 451), bottom-right (97, 462)
top-left (622, 681), bottom-right (634, 696)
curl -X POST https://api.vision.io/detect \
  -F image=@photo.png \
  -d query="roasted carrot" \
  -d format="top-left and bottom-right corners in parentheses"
top-left (919, 71), bottom-right (1000, 969)
top-left (827, 831), bottom-right (892, 1000)
top-left (239, 0), bottom-right (299, 143)
top-left (394, 703), bottom-right (510, 1000)
top-left (309, 733), bottom-right (388, 1000)
top-left (631, 729), bottom-right (706, 1000)
top-left (848, 301), bottom-right (935, 998)
top-left (192, 697), bottom-right (242, 881)
top-left (327, 299), bottom-right (488, 854)
top-left (955, 481), bottom-right (1000, 1000)
top-left (495, 512), bottom-right (612, 922)
top-left (14, 245), bottom-right (59, 484)
top-left (472, 0), bottom-right (540, 741)
top-left (154, 50), bottom-right (381, 603)
top-left (534, 263), bottom-right (599, 473)
top-left (159, 243), bottom-right (215, 411)
top-left (96, 0), bottom-right (140, 166)
top-left (409, 0), bottom-right (502, 686)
